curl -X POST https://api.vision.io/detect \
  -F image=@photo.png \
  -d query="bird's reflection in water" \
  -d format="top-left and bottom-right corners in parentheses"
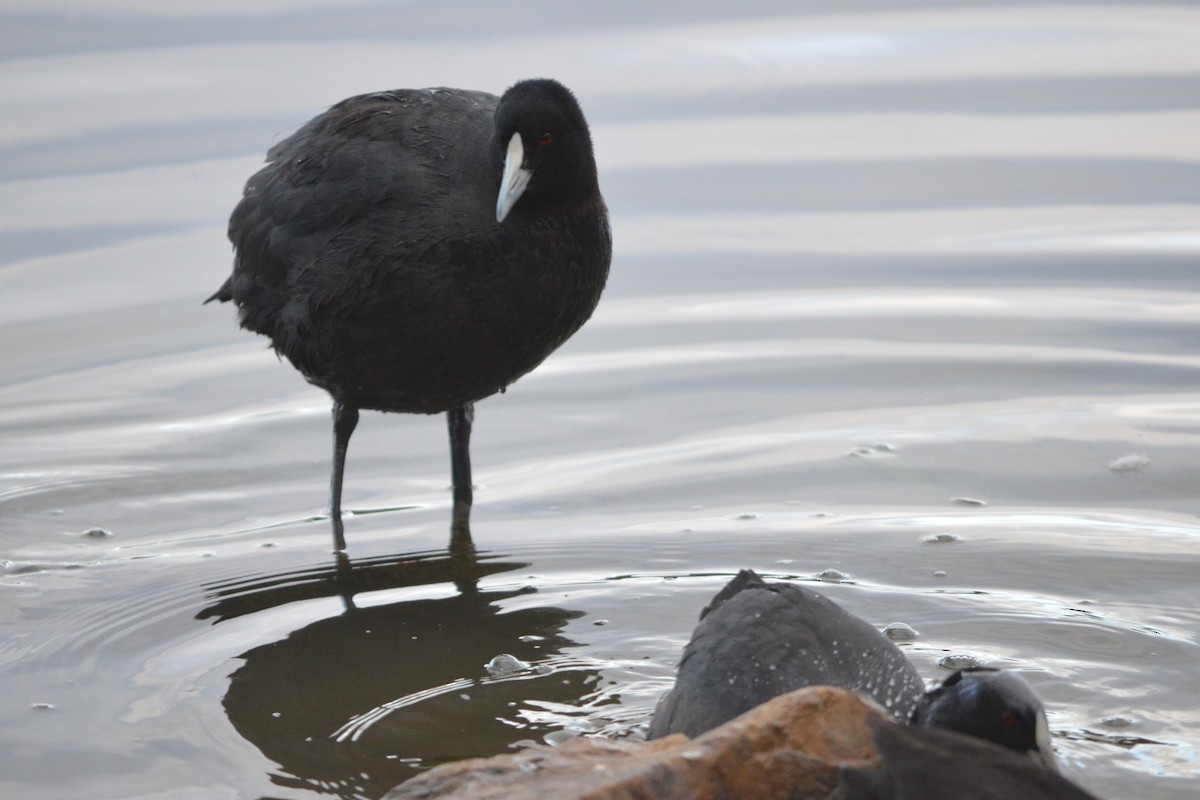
top-left (199, 544), bottom-right (597, 800)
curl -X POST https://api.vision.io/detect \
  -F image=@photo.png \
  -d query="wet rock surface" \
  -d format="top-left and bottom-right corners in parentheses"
top-left (383, 686), bottom-right (1099, 800)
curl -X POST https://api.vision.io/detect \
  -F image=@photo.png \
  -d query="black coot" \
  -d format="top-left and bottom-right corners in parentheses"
top-left (208, 79), bottom-right (611, 549)
top-left (649, 570), bottom-right (1057, 768)
top-left (648, 569), bottom-right (927, 738)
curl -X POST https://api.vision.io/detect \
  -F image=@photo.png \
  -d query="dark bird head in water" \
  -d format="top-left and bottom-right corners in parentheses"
top-left (912, 667), bottom-right (1057, 770)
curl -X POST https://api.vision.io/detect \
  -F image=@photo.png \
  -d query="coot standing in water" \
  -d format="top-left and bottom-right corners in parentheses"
top-left (649, 570), bottom-right (1058, 769)
top-left (208, 79), bottom-right (611, 550)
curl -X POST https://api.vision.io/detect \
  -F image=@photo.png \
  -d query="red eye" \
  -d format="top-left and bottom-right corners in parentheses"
top-left (537, 132), bottom-right (554, 147)
top-left (1000, 710), bottom-right (1018, 728)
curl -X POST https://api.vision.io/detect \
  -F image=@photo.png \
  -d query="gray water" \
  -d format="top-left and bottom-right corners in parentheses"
top-left (2, 2), bottom-right (1198, 799)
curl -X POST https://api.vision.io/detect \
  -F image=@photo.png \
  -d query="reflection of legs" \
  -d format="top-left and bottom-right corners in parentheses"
top-left (332, 550), bottom-right (357, 612)
top-left (330, 401), bottom-right (360, 553)
top-left (447, 403), bottom-right (475, 549)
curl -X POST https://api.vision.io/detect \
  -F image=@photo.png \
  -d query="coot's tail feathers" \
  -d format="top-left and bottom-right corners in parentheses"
top-left (205, 278), bottom-right (233, 305)
top-left (699, 569), bottom-right (773, 620)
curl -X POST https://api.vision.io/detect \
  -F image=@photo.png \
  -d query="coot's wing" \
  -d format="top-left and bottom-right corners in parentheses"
top-left (221, 89), bottom-right (499, 343)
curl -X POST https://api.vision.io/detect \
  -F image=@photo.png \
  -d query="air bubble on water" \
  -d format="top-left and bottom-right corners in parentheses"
top-left (951, 497), bottom-right (987, 507)
top-left (883, 622), bottom-right (918, 640)
top-left (924, 533), bottom-right (960, 544)
top-left (485, 654), bottom-right (531, 676)
top-left (933, 570), bottom-right (947, 578)
top-left (849, 443), bottom-right (894, 458)
top-left (817, 568), bottom-right (849, 582)
top-left (593, 619), bottom-right (609, 626)
top-left (271, 711), bottom-right (282, 718)
top-left (518, 635), bottom-right (545, 643)
top-left (1101, 715), bottom-right (1134, 728)
top-left (82, 528), bottom-right (112, 539)
top-left (735, 513), bottom-right (759, 521)
top-left (1108, 453), bottom-right (1150, 473)
top-left (31, 702), bottom-right (55, 711)
top-left (939, 653), bottom-right (985, 669)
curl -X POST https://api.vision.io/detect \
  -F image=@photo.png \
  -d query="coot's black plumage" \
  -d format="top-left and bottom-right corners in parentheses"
top-left (649, 570), bottom-right (1058, 769)
top-left (648, 569), bottom-right (927, 738)
top-left (208, 79), bottom-right (611, 548)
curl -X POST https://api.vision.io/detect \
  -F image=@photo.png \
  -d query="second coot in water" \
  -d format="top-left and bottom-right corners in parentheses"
top-left (649, 570), bottom-right (1057, 769)
top-left (208, 78), bottom-right (611, 549)
top-left (649, 569), bottom-right (927, 738)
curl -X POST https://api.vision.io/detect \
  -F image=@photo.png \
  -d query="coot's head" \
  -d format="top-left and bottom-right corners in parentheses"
top-left (912, 668), bottom-right (1057, 770)
top-left (493, 78), bottom-right (599, 222)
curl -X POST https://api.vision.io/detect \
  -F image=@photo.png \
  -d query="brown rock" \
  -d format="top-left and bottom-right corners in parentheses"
top-left (382, 685), bottom-right (882, 800)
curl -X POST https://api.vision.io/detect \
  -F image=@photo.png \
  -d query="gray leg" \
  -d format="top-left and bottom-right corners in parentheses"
top-left (330, 401), bottom-right (360, 552)
top-left (447, 403), bottom-right (475, 545)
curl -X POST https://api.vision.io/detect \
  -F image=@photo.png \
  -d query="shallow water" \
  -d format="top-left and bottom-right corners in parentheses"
top-left (2, 2), bottom-right (1199, 799)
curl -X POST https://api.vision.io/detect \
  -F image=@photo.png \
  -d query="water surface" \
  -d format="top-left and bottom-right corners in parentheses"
top-left (1, 2), bottom-right (1198, 799)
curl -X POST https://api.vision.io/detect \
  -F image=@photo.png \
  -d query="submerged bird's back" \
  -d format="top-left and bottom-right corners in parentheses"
top-left (649, 570), bottom-right (926, 738)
